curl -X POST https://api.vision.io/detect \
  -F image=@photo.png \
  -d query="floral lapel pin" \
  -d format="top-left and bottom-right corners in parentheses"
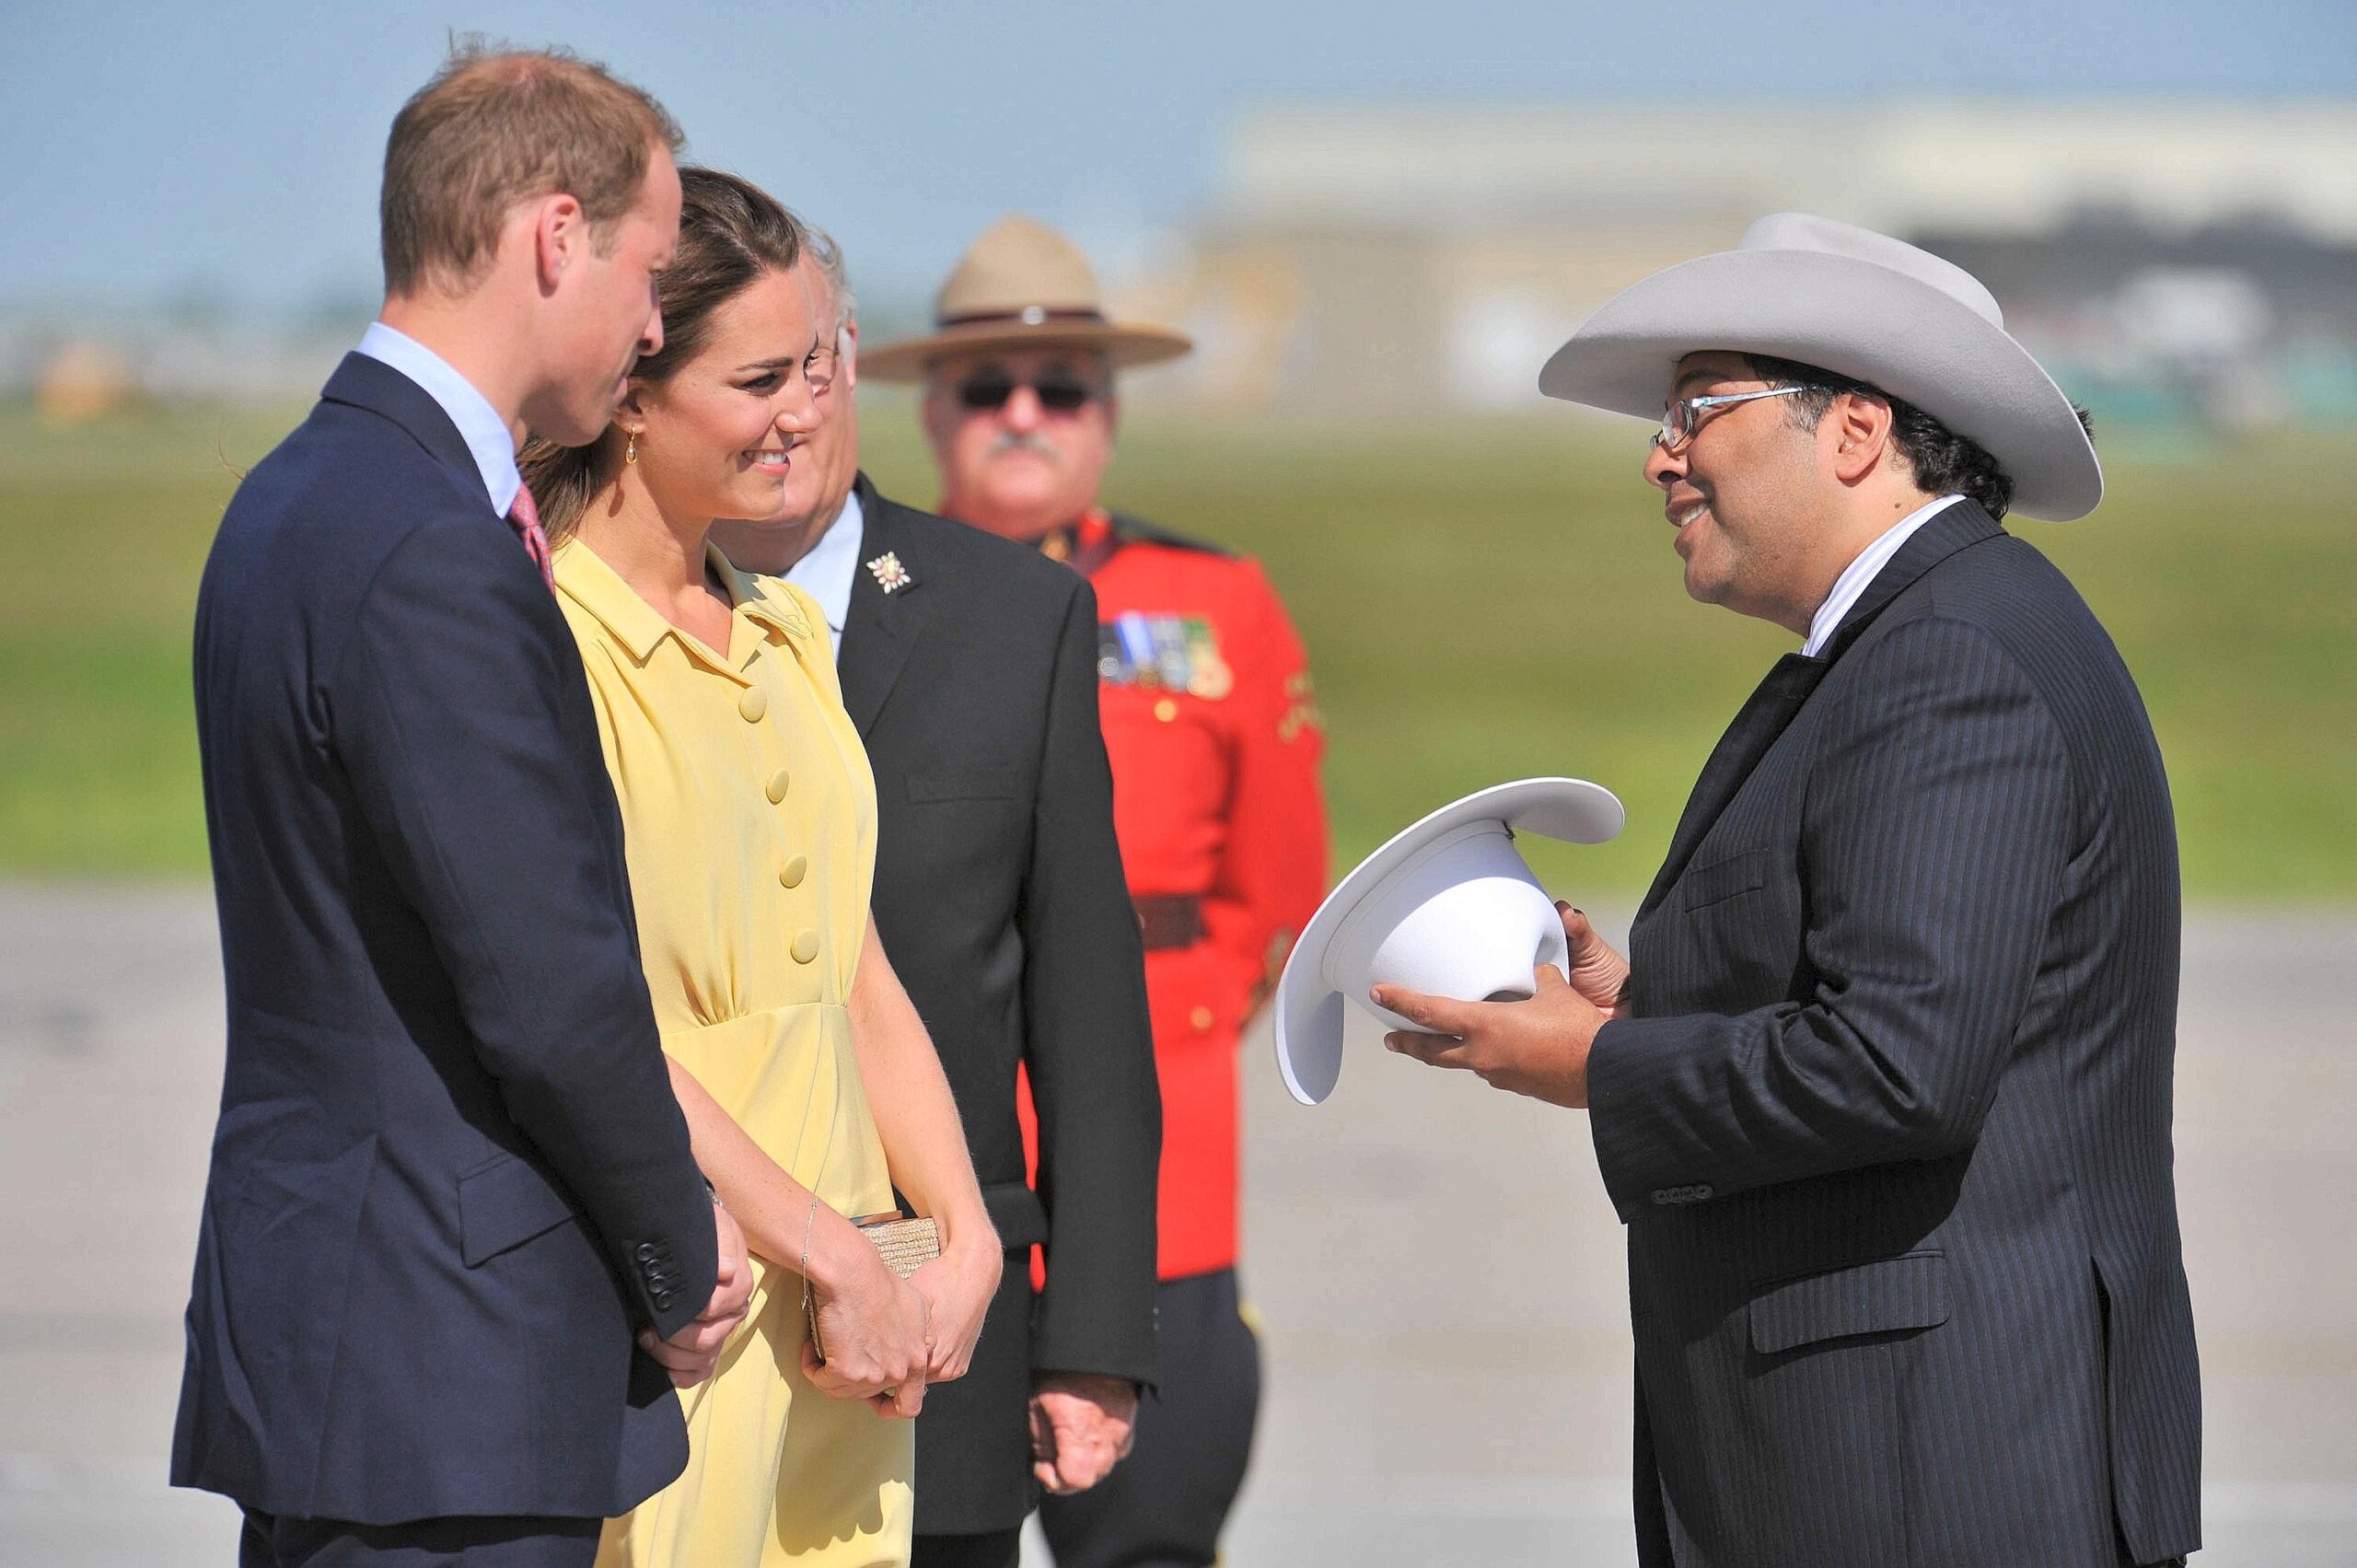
top-left (865, 551), bottom-right (914, 594)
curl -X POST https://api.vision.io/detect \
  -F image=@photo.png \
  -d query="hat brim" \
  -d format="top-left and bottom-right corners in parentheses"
top-left (1537, 250), bottom-right (2102, 521)
top-left (861, 319), bottom-right (1193, 383)
top-left (1273, 777), bottom-right (1624, 1107)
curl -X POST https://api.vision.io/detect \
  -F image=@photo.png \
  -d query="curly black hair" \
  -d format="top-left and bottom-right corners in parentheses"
top-left (1741, 354), bottom-right (2094, 521)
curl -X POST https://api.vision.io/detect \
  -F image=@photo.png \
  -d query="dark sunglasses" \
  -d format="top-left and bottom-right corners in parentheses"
top-left (956, 373), bottom-right (1097, 412)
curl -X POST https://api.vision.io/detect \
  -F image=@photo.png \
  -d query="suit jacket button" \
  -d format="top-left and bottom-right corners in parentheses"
top-left (778, 854), bottom-right (807, 889)
top-left (792, 930), bottom-right (821, 964)
top-left (738, 687), bottom-right (769, 723)
top-left (637, 1242), bottom-right (660, 1261)
top-left (765, 768), bottom-right (791, 804)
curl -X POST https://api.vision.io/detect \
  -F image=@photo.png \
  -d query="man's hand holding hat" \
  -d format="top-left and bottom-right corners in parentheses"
top-left (1376, 904), bottom-right (1631, 1107)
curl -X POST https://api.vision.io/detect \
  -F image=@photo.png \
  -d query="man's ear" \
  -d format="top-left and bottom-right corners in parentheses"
top-left (533, 193), bottom-right (587, 295)
top-left (614, 377), bottom-right (650, 431)
top-left (839, 319), bottom-right (859, 393)
top-left (1829, 392), bottom-right (1892, 486)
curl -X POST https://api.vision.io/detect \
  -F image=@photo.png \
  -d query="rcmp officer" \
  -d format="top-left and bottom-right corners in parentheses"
top-left (865, 215), bottom-right (1329, 1568)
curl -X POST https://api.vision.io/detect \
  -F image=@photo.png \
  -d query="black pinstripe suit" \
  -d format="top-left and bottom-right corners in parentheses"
top-left (1587, 502), bottom-right (2201, 1567)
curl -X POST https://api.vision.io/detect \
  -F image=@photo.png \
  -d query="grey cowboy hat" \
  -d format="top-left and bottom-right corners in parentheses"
top-left (1538, 213), bottom-right (2102, 521)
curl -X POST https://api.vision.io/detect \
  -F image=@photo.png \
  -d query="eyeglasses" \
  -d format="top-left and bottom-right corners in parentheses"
top-left (802, 334), bottom-right (842, 398)
top-left (956, 372), bottom-right (1097, 412)
top-left (1655, 385), bottom-right (1805, 454)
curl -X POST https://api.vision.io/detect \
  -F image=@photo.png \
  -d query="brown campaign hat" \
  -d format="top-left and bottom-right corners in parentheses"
top-left (861, 214), bottom-right (1193, 383)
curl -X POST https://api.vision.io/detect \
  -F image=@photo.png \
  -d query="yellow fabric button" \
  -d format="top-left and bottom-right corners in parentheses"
top-left (737, 687), bottom-right (768, 722)
top-left (791, 930), bottom-right (821, 964)
top-left (1190, 1005), bottom-right (1215, 1032)
top-left (1155, 698), bottom-right (1179, 723)
top-left (765, 768), bottom-right (791, 804)
top-left (778, 854), bottom-right (807, 889)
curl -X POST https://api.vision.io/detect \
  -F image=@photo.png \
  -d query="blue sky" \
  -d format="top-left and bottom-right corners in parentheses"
top-left (9, 0), bottom-right (2355, 318)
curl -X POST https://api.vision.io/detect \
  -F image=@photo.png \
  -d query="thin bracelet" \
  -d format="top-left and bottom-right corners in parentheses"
top-left (798, 1195), bottom-right (820, 1319)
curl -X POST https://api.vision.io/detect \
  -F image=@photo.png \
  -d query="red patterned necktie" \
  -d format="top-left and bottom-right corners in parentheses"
top-left (507, 480), bottom-right (555, 592)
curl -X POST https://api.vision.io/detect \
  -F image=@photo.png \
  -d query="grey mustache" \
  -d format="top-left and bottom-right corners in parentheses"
top-left (987, 431), bottom-right (1061, 459)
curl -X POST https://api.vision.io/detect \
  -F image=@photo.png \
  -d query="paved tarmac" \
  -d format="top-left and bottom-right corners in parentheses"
top-left (1, 885), bottom-right (2351, 1565)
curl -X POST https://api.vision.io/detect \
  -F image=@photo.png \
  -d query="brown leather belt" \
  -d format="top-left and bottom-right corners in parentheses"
top-left (1134, 894), bottom-right (1205, 951)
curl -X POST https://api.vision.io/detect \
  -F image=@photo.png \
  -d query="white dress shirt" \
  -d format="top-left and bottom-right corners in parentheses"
top-left (1801, 494), bottom-right (1966, 657)
top-left (354, 321), bottom-right (523, 517)
top-left (783, 487), bottom-right (865, 658)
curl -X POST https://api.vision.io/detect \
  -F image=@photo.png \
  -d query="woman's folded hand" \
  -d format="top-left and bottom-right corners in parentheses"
top-left (910, 1225), bottom-right (1004, 1383)
top-left (798, 1213), bottom-right (930, 1419)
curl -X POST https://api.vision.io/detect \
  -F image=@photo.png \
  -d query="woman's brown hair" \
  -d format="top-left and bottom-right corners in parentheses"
top-left (520, 168), bottom-right (805, 539)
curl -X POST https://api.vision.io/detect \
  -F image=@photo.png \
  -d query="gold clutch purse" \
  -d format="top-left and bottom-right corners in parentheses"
top-left (804, 1214), bottom-right (940, 1365)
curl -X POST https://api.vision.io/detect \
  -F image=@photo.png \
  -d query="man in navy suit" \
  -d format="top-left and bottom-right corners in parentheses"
top-left (1377, 216), bottom-right (2200, 1566)
top-left (173, 47), bottom-right (751, 1567)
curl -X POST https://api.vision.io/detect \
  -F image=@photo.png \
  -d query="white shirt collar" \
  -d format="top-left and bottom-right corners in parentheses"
top-left (782, 486), bottom-right (865, 658)
top-left (354, 321), bottom-right (523, 517)
top-left (1801, 494), bottom-right (1967, 657)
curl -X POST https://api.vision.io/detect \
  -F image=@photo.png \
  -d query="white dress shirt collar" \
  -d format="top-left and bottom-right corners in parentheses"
top-left (1801, 494), bottom-right (1967, 658)
top-left (354, 322), bottom-right (523, 517)
top-left (782, 486), bottom-right (865, 659)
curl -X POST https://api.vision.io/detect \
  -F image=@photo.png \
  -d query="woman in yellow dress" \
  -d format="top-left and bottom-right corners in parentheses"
top-left (522, 168), bottom-right (1002, 1568)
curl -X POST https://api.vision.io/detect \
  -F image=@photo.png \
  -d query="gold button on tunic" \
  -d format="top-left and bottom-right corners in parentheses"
top-left (553, 540), bottom-right (910, 1568)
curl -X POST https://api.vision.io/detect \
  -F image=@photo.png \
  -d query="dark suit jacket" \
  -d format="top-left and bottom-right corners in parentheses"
top-left (171, 353), bottom-right (717, 1525)
top-left (1587, 502), bottom-right (2201, 1568)
top-left (832, 476), bottom-right (1161, 1534)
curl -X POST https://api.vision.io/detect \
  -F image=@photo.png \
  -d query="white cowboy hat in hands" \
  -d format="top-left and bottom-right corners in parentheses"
top-left (1274, 778), bottom-right (1623, 1107)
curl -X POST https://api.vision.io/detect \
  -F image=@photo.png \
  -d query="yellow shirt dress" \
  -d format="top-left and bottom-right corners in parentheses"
top-left (552, 539), bottom-right (913, 1568)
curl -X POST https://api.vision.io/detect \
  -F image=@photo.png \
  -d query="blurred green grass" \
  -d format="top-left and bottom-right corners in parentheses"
top-left (2, 399), bottom-right (2351, 897)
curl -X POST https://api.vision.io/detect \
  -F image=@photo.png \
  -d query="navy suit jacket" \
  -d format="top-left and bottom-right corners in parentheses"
top-left (1588, 503), bottom-right (2201, 1568)
top-left (171, 354), bottom-right (717, 1525)
top-left (838, 478), bottom-right (1162, 1534)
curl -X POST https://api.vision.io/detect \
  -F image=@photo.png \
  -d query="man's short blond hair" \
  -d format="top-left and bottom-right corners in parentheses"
top-left (379, 40), bottom-right (683, 296)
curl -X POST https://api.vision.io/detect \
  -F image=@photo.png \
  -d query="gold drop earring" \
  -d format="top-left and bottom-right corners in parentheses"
top-left (625, 428), bottom-right (641, 466)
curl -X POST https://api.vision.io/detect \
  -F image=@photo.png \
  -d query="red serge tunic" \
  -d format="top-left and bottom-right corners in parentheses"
top-left (1026, 508), bottom-right (1329, 1283)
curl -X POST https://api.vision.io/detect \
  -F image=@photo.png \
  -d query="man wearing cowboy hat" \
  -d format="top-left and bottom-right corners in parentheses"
top-left (710, 221), bottom-right (1164, 1568)
top-left (865, 214), bottom-right (1329, 1568)
top-left (1375, 215), bottom-right (2200, 1567)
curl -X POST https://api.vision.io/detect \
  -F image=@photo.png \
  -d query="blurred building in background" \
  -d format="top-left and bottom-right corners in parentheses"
top-left (1118, 99), bottom-right (2357, 425)
top-left (8, 98), bottom-right (2355, 429)
top-left (0, 311), bottom-right (354, 424)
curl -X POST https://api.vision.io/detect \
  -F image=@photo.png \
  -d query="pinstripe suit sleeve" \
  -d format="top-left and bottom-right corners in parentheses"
top-left (1588, 613), bottom-right (2074, 1214)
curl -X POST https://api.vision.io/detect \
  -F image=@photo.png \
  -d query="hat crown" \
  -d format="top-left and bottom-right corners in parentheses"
top-left (1739, 212), bottom-right (2003, 330)
top-left (934, 214), bottom-right (1104, 326)
top-left (1326, 823), bottom-right (1569, 1019)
